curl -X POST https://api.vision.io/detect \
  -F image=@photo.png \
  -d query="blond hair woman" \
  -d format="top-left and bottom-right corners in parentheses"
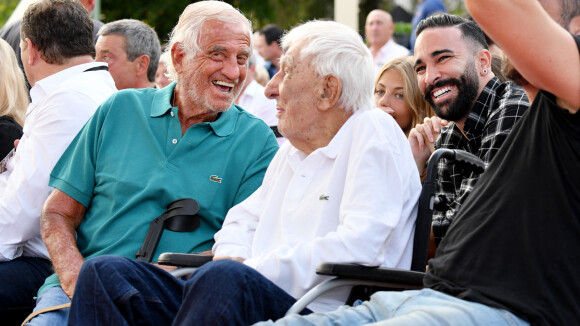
top-left (374, 56), bottom-right (434, 136)
top-left (0, 38), bottom-right (28, 157)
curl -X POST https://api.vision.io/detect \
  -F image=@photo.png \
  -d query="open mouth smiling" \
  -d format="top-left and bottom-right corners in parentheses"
top-left (432, 85), bottom-right (453, 99)
top-left (213, 80), bottom-right (235, 92)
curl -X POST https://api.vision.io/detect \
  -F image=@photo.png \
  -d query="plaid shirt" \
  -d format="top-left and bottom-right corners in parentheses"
top-left (432, 78), bottom-right (529, 243)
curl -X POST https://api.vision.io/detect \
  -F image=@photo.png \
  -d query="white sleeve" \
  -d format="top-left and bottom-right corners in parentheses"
top-left (0, 90), bottom-right (96, 260)
top-left (212, 186), bottom-right (262, 258)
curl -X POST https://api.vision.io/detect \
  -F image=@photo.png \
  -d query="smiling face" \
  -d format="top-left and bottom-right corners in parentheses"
top-left (96, 34), bottom-right (140, 90)
top-left (374, 69), bottom-right (414, 134)
top-left (264, 44), bottom-right (322, 147)
top-left (175, 19), bottom-right (251, 113)
top-left (414, 27), bottom-right (480, 122)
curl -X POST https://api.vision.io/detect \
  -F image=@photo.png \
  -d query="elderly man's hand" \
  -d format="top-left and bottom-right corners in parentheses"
top-left (408, 116), bottom-right (449, 173)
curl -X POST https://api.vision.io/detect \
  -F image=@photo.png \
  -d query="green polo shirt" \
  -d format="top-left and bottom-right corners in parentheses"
top-left (41, 82), bottom-right (278, 292)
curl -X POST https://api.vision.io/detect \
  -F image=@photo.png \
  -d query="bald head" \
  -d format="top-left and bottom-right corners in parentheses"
top-left (365, 9), bottom-right (395, 49)
top-left (78, 0), bottom-right (95, 14)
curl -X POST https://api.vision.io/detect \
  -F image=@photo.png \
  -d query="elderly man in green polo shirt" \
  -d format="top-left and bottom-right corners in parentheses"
top-left (25, 1), bottom-right (278, 325)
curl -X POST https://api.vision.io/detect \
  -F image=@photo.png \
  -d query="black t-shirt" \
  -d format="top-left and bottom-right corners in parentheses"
top-left (425, 34), bottom-right (580, 326)
top-left (0, 116), bottom-right (23, 158)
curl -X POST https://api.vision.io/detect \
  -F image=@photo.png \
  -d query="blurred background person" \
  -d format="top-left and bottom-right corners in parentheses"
top-left (0, 39), bottom-right (28, 159)
top-left (235, 53), bottom-right (280, 140)
top-left (255, 24), bottom-right (283, 78)
top-left (410, 0), bottom-right (447, 51)
top-left (155, 61), bottom-right (170, 89)
top-left (374, 56), bottom-right (434, 136)
top-left (365, 9), bottom-right (410, 76)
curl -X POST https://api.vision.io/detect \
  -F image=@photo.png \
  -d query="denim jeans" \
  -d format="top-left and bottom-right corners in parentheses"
top-left (67, 255), bottom-right (309, 325)
top-left (255, 289), bottom-right (530, 326)
top-left (26, 286), bottom-right (70, 325)
top-left (0, 257), bottom-right (53, 326)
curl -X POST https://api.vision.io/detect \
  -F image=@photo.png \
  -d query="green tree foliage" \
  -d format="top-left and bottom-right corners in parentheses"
top-left (98, 0), bottom-right (334, 43)
top-left (0, 0), bottom-right (19, 29)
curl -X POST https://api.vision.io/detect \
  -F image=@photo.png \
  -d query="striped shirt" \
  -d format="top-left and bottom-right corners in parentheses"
top-left (432, 78), bottom-right (529, 244)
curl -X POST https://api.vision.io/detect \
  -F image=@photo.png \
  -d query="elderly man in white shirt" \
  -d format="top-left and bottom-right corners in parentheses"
top-left (0, 0), bottom-right (116, 323)
top-left (65, 19), bottom-right (421, 326)
top-left (365, 9), bottom-right (410, 76)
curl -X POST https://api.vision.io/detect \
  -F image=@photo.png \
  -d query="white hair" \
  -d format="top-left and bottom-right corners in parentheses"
top-left (281, 20), bottom-right (375, 113)
top-left (161, 1), bottom-right (252, 81)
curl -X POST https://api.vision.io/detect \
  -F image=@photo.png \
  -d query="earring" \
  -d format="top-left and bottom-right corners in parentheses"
top-left (482, 69), bottom-right (488, 75)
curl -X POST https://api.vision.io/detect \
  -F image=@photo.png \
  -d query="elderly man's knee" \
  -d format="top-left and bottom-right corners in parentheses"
top-left (188, 259), bottom-right (253, 286)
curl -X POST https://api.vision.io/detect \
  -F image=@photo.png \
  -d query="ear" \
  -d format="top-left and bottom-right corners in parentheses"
top-left (171, 42), bottom-right (185, 74)
top-left (135, 54), bottom-right (151, 77)
top-left (569, 15), bottom-right (580, 35)
top-left (23, 38), bottom-right (38, 66)
top-left (476, 48), bottom-right (492, 77)
top-left (318, 75), bottom-right (342, 111)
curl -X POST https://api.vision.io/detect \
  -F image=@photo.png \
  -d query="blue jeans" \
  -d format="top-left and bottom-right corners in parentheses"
top-left (26, 286), bottom-right (70, 325)
top-left (255, 289), bottom-right (530, 326)
top-left (0, 257), bottom-right (52, 325)
top-left (67, 256), bottom-right (309, 325)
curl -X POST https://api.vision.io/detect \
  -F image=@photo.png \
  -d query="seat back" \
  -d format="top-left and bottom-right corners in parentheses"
top-left (411, 149), bottom-right (485, 271)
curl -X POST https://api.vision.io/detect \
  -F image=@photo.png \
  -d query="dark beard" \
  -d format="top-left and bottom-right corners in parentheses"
top-left (424, 61), bottom-right (479, 121)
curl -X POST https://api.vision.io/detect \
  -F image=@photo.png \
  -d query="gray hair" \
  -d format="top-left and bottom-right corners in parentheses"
top-left (281, 20), bottom-right (375, 113)
top-left (98, 19), bottom-right (161, 82)
top-left (161, 1), bottom-right (252, 82)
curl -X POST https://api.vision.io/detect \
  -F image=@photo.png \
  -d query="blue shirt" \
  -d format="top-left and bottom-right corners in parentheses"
top-left (410, 0), bottom-right (447, 51)
top-left (265, 62), bottom-right (278, 79)
top-left (41, 82), bottom-right (278, 292)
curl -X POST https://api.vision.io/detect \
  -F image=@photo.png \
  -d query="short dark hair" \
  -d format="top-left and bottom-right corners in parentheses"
top-left (416, 14), bottom-right (488, 52)
top-left (259, 24), bottom-right (283, 46)
top-left (21, 0), bottom-right (94, 64)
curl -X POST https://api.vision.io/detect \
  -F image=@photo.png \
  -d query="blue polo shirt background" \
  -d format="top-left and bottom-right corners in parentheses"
top-left (41, 82), bottom-right (278, 293)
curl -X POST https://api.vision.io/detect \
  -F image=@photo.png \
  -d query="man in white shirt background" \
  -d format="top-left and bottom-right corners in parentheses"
top-left (0, 0), bottom-right (116, 324)
top-left (235, 53), bottom-right (284, 143)
top-left (365, 9), bottom-right (410, 76)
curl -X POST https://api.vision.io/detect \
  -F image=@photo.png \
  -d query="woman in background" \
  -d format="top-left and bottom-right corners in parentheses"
top-left (374, 56), bottom-right (434, 136)
top-left (0, 38), bottom-right (28, 158)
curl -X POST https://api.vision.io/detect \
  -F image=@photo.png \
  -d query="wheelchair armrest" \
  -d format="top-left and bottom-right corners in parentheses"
top-left (157, 253), bottom-right (213, 267)
top-left (316, 263), bottom-right (425, 286)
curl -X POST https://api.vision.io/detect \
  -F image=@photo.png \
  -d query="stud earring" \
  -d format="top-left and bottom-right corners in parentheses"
top-left (482, 69), bottom-right (488, 75)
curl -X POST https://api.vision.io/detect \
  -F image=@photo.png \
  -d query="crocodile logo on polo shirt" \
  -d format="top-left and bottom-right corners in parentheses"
top-left (319, 195), bottom-right (329, 200)
top-left (209, 175), bottom-right (222, 183)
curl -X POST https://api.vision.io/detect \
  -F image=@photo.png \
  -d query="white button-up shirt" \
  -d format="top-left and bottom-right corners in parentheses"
top-left (214, 108), bottom-right (421, 312)
top-left (0, 62), bottom-right (116, 261)
top-left (371, 39), bottom-right (410, 76)
top-left (237, 79), bottom-right (278, 127)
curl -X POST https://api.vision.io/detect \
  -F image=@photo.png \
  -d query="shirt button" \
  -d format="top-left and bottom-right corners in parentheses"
top-left (172, 139), bottom-right (177, 144)
top-left (170, 111), bottom-right (174, 117)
